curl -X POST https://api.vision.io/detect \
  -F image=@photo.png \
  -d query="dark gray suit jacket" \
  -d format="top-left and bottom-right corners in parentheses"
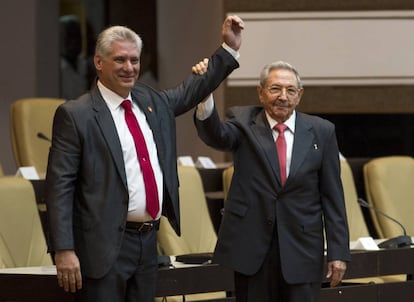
top-left (45, 47), bottom-right (239, 279)
top-left (195, 105), bottom-right (350, 284)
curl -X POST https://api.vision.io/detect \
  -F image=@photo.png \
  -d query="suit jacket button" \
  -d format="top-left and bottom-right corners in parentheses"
top-left (267, 220), bottom-right (273, 225)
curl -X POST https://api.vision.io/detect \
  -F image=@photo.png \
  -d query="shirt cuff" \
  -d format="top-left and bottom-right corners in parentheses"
top-left (222, 42), bottom-right (240, 60)
top-left (196, 94), bottom-right (214, 120)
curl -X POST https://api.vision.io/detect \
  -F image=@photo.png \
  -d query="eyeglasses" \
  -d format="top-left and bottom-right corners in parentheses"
top-left (266, 85), bottom-right (301, 97)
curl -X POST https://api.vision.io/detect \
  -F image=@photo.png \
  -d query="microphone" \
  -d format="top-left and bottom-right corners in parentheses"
top-left (37, 132), bottom-right (51, 142)
top-left (358, 198), bottom-right (412, 249)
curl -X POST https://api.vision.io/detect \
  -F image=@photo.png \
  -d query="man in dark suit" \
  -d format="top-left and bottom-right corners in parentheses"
top-left (45, 15), bottom-right (244, 302)
top-left (194, 61), bottom-right (350, 302)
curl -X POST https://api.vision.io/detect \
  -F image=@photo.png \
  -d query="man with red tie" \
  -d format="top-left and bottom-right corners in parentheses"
top-left (194, 61), bottom-right (350, 302)
top-left (45, 15), bottom-right (244, 302)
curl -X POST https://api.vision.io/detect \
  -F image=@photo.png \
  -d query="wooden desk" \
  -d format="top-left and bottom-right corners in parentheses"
top-left (0, 263), bottom-right (234, 302)
top-left (319, 247), bottom-right (414, 301)
top-left (157, 263), bottom-right (234, 298)
top-left (2, 248), bottom-right (414, 302)
top-left (339, 247), bottom-right (414, 280)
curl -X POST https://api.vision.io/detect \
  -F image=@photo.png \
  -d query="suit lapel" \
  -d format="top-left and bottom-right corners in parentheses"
top-left (131, 89), bottom-right (165, 168)
top-left (91, 87), bottom-right (128, 188)
top-left (251, 111), bottom-right (315, 188)
top-left (251, 110), bottom-right (281, 187)
top-left (288, 113), bottom-right (314, 183)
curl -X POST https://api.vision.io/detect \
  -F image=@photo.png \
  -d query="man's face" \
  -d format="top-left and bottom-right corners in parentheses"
top-left (94, 40), bottom-right (140, 98)
top-left (257, 69), bottom-right (303, 123)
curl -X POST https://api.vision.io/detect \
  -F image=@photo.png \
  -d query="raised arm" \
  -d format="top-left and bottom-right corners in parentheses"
top-left (222, 15), bottom-right (244, 51)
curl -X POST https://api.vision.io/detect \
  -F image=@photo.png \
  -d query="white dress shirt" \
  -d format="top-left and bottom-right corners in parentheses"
top-left (266, 111), bottom-right (296, 178)
top-left (98, 80), bottom-right (163, 222)
top-left (97, 43), bottom-right (238, 221)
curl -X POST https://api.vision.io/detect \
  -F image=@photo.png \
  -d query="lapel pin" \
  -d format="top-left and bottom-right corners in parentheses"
top-left (314, 144), bottom-right (318, 150)
top-left (148, 106), bottom-right (153, 112)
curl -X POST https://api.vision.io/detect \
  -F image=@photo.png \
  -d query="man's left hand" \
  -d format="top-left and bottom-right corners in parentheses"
top-left (192, 58), bottom-right (209, 75)
top-left (326, 260), bottom-right (347, 287)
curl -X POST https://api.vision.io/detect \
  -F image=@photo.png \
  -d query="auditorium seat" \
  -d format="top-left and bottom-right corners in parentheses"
top-left (363, 156), bottom-right (414, 239)
top-left (10, 98), bottom-right (65, 176)
top-left (340, 159), bottom-right (371, 240)
top-left (0, 177), bottom-right (52, 267)
top-left (222, 165), bottom-right (234, 201)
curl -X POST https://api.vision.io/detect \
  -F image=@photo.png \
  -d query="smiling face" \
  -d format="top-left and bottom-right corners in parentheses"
top-left (257, 68), bottom-right (304, 123)
top-left (94, 40), bottom-right (140, 98)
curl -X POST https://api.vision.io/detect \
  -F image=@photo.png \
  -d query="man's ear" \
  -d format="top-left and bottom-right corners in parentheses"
top-left (94, 55), bottom-right (102, 71)
top-left (257, 84), bottom-right (265, 104)
top-left (296, 88), bottom-right (304, 105)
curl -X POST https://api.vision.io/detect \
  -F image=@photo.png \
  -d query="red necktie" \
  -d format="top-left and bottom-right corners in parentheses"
top-left (275, 123), bottom-right (288, 186)
top-left (121, 100), bottom-right (159, 219)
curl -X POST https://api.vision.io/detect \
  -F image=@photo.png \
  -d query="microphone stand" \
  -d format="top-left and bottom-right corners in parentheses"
top-left (37, 132), bottom-right (51, 142)
top-left (358, 198), bottom-right (412, 249)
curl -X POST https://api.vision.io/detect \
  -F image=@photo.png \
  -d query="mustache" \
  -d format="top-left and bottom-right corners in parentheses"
top-left (273, 100), bottom-right (290, 108)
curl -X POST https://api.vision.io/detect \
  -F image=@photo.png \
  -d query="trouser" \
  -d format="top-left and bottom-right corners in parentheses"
top-left (75, 225), bottom-right (158, 302)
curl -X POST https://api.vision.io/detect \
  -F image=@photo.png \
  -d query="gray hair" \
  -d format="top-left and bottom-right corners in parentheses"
top-left (259, 61), bottom-right (303, 89)
top-left (95, 25), bottom-right (143, 58)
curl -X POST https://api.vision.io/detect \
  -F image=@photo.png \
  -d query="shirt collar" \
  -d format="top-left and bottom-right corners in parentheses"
top-left (265, 110), bottom-right (296, 134)
top-left (97, 80), bottom-right (132, 110)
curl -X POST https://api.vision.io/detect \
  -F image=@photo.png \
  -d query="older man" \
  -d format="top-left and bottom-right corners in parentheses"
top-left (194, 60), bottom-right (350, 302)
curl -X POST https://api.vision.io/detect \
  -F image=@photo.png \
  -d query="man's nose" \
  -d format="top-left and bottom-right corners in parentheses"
top-left (123, 60), bottom-right (133, 70)
top-left (278, 89), bottom-right (289, 100)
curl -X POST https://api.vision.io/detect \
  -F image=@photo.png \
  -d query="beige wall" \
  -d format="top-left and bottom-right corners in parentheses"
top-left (223, 1), bottom-right (414, 115)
